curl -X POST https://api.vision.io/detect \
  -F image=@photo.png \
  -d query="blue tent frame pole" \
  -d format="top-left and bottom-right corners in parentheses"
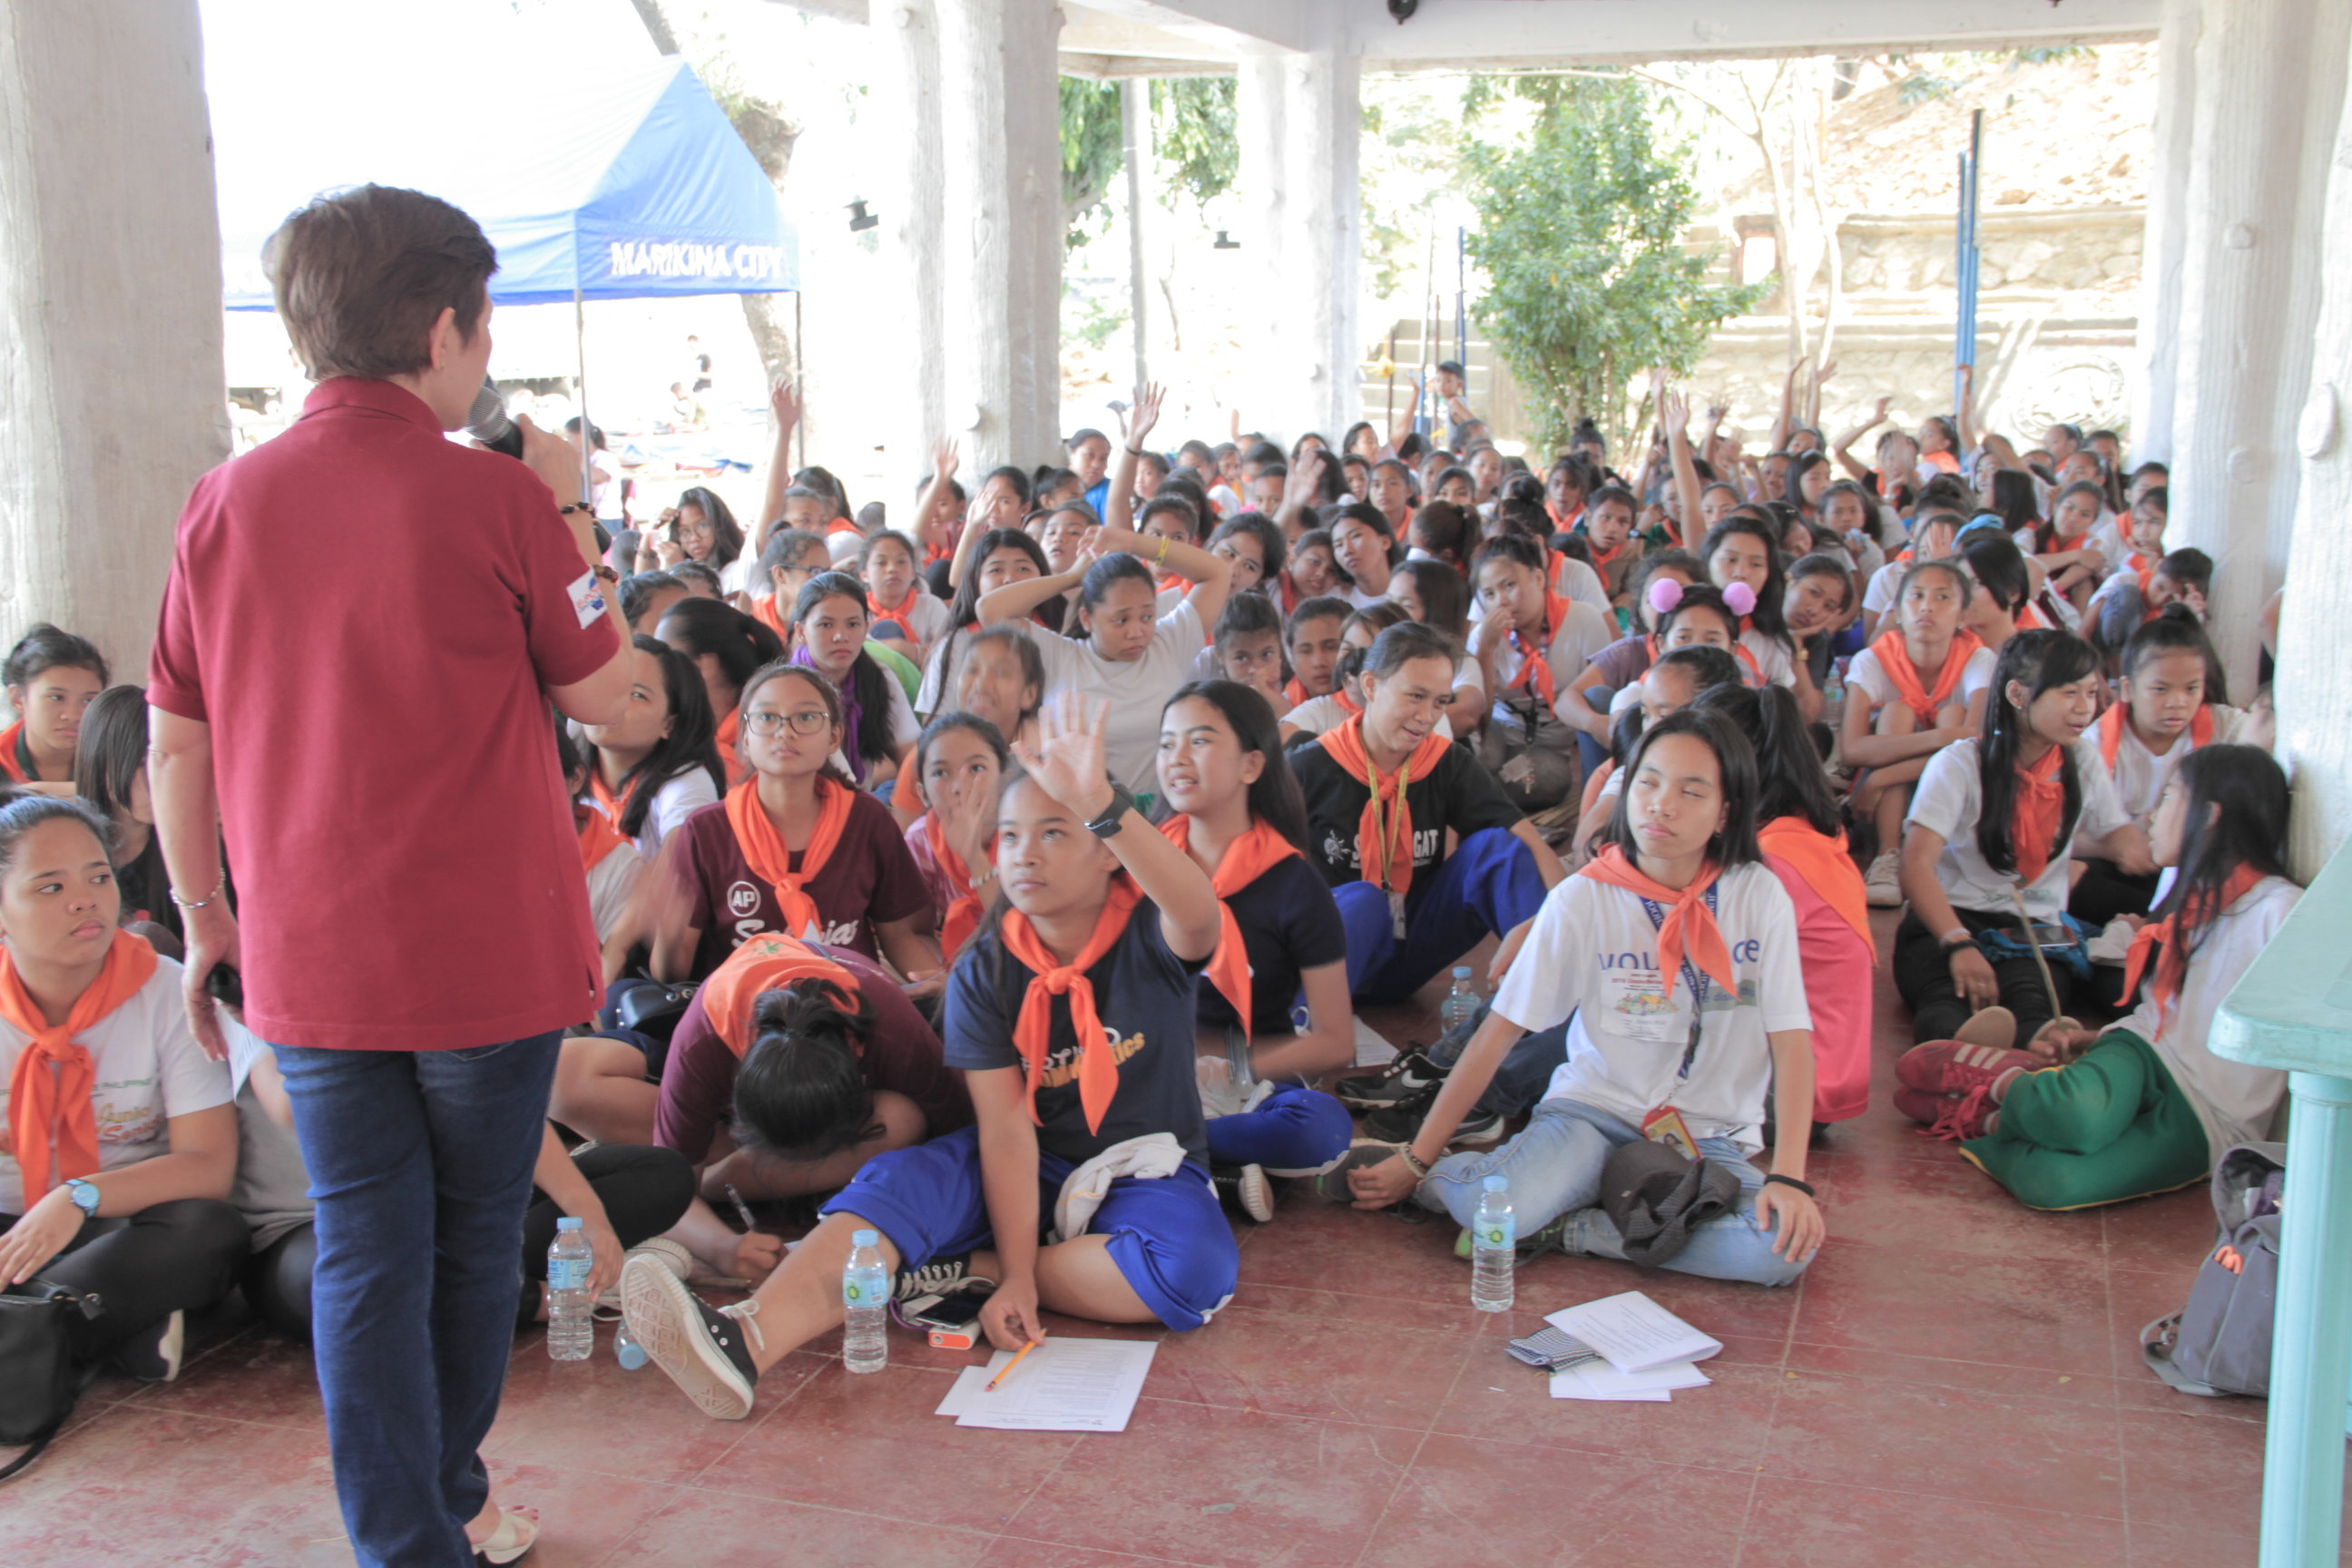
top-left (1954, 109), bottom-right (1982, 416)
top-left (574, 286), bottom-right (593, 510)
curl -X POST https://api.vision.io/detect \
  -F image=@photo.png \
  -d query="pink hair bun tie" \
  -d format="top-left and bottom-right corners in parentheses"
top-left (1721, 582), bottom-right (1758, 618)
top-left (1647, 578), bottom-right (1685, 615)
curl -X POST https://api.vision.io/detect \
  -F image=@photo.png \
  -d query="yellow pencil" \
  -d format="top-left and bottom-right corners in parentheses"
top-left (984, 1338), bottom-right (1041, 1393)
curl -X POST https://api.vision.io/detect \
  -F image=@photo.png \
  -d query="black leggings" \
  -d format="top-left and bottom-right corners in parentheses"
top-left (3, 1198), bottom-right (248, 1362)
top-left (2069, 858), bottom-right (2161, 927)
top-left (1892, 908), bottom-right (2082, 1047)
top-left (243, 1143), bottom-right (695, 1341)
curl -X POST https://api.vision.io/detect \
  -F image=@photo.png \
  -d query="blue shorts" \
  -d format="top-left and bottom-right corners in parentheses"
top-left (818, 1126), bottom-right (1239, 1331)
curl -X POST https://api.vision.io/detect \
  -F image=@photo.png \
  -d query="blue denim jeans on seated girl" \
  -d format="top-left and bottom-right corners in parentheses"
top-left (1413, 1097), bottom-right (1808, 1288)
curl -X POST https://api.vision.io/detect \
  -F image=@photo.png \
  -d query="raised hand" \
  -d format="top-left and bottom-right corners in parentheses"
top-left (1009, 691), bottom-right (1115, 824)
top-left (1129, 382), bottom-right (1167, 445)
top-left (932, 436), bottom-right (960, 483)
top-left (1870, 394), bottom-right (1893, 424)
top-left (1811, 358), bottom-right (1838, 388)
top-left (770, 378), bottom-right (804, 431)
top-left (1659, 388), bottom-right (1691, 442)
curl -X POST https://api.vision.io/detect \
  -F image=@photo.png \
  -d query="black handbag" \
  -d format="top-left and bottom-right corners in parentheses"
top-left (0, 1280), bottom-right (103, 1482)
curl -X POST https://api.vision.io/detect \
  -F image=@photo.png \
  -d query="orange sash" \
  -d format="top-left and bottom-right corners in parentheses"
top-left (749, 593), bottom-right (792, 642)
top-left (2100, 701), bottom-right (2214, 773)
top-left (700, 932), bottom-right (862, 1058)
top-left (867, 586), bottom-right (919, 626)
top-left (0, 721), bottom-right (25, 784)
top-left (2010, 746), bottom-right (2068, 884)
top-left (923, 811), bottom-right (992, 965)
top-left (1282, 677), bottom-right (1309, 708)
top-left (1586, 537), bottom-right (1627, 573)
top-left (1871, 628), bottom-right (1983, 727)
top-left (586, 765), bottom-right (635, 828)
top-left (725, 777), bottom-right (854, 940)
top-left (715, 707), bottom-right (750, 788)
top-left (999, 877), bottom-right (1143, 1133)
top-left (576, 801), bottom-right (630, 872)
top-left (1577, 846), bottom-right (1738, 1003)
top-left (1504, 588), bottom-right (1576, 709)
top-left (1922, 451), bottom-right (1961, 475)
top-left (1, 929), bottom-right (158, 1196)
top-left (1314, 716), bottom-right (1450, 898)
top-left (2121, 865), bottom-right (2263, 1034)
top-left (1758, 818), bottom-right (1875, 957)
top-left (1332, 687), bottom-right (1364, 719)
top-left (1160, 816), bottom-right (1301, 1037)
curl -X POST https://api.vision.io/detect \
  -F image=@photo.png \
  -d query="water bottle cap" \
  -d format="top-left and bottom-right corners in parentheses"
top-left (1452, 965), bottom-right (1472, 979)
top-left (852, 1229), bottom-right (879, 1247)
top-left (1483, 1175), bottom-right (1507, 1192)
top-left (557, 1216), bottom-right (583, 1230)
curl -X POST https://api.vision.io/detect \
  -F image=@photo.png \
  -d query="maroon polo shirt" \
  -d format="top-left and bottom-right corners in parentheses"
top-left (668, 791), bottom-right (931, 977)
top-left (149, 377), bottom-right (620, 1049)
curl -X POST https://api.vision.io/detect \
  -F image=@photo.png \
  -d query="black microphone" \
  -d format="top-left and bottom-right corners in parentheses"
top-left (466, 377), bottom-right (525, 459)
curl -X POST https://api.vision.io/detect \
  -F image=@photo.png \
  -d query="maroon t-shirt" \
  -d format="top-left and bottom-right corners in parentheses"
top-left (652, 947), bottom-right (973, 1161)
top-left (148, 378), bottom-right (619, 1049)
top-left (671, 792), bottom-right (931, 977)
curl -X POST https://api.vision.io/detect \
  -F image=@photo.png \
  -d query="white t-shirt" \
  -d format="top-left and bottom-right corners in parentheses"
top-left (2105, 706), bottom-right (2245, 832)
top-left (1032, 599), bottom-right (1209, 795)
top-left (636, 768), bottom-right (721, 858)
top-left (1906, 737), bottom-right (2132, 921)
top-left (1488, 603), bottom-right (1617, 722)
top-left (1863, 559), bottom-right (1911, 618)
top-left (1282, 695), bottom-right (1453, 743)
top-left (2120, 875), bottom-right (2298, 1159)
top-left (1473, 557), bottom-right (1612, 628)
top-left (1847, 642), bottom-right (1997, 718)
top-left (720, 554), bottom-right (753, 596)
top-left (1492, 864), bottom-right (1811, 1152)
top-left (872, 592), bottom-right (952, 653)
top-left (0, 959), bottom-right (231, 1213)
top-left (1739, 629), bottom-right (1797, 691)
top-left (584, 838), bottom-right (646, 946)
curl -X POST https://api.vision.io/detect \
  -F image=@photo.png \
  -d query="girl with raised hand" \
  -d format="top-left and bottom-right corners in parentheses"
top-left (1329, 502), bottom-right (1403, 611)
top-left (978, 524), bottom-right (1231, 800)
top-left (1844, 560), bottom-right (1995, 906)
top-left (1336, 709), bottom-right (1824, 1288)
top-left (1894, 631), bottom-right (2152, 1049)
top-left (1695, 682), bottom-right (1875, 1132)
top-left (918, 527), bottom-right (1054, 720)
top-left (579, 633), bottom-right (725, 857)
top-left (1700, 515), bottom-right (1812, 711)
top-left (1156, 682), bottom-right (1354, 1221)
top-left (1290, 622), bottom-right (1564, 1004)
top-left (858, 529), bottom-right (950, 666)
top-left (1898, 746), bottom-right (2296, 1208)
top-left (2, 623), bottom-right (108, 791)
top-left (903, 712), bottom-right (1007, 971)
top-left (0, 795), bottom-right (244, 1383)
top-left (656, 596), bottom-right (786, 789)
top-left (1469, 534), bottom-right (1617, 813)
top-left (620, 692), bottom-right (1233, 1422)
top-left (655, 663), bottom-right (937, 993)
top-left (785, 572), bottom-right (918, 793)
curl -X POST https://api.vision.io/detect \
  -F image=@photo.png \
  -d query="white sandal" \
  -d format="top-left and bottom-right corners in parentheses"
top-left (468, 1505), bottom-right (539, 1566)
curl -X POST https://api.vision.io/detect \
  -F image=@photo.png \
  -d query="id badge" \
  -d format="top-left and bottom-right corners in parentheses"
top-left (1388, 889), bottom-right (1408, 940)
top-left (1641, 1105), bottom-right (1699, 1160)
top-left (1606, 968), bottom-right (1686, 1044)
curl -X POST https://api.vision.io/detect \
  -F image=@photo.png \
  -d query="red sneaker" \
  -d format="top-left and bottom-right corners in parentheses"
top-left (1926, 1083), bottom-right (1999, 1142)
top-left (1897, 1039), bottom-right (2038, 1098)
top-left (1892, 1085), bottom-right (1948, 1125)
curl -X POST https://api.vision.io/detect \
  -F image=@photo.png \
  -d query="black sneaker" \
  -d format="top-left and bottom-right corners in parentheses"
top-left (1212, 1163), bottom-right (1275, 1223)
top-left (112, 1308), bottom-right (185, 1384)
top-left (893, 1252), bottom-right (997, 1302)
top-left (621, 1256), bottom-right (761, 1420)
top-left (1313, 1141), bottom-right (1413, 1203)
top-left (1332, 1047), bottom-right (1452, 1110)
top-left (1361, 1091), bottom-right (1505, 1149)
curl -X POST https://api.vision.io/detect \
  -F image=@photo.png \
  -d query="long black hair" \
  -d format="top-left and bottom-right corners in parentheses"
top-left (1698, 515), bottom-right (1792, 650)
top-left (71, 684), bottom-right (174, 936)
top-left (943, 527), bottom-right (1049, 631)
top-left (657, 595), bottom-right (785, 702)
top-left (603, 635), bottom-right (724, 838)
top-left (1692, 682), bottom-right (1841, 837)
top-left (4, 622), bottom-right (109, 691)
top-left (1976, 630), bottom-right (2098, 877)
top-left (731, 980), bottom-right (881, 1161)
top-left (789, 573), bottom-right (896, 775)
top-left (1988, 469), bottom-right (2040, 536)
top-left (2149, 744), bottom-right (2290, 972)
top-left (1163, 680), bottom-right (1309, 851)
top-left (672, 485), bottom-right (745, 570)
top-left (1959, 532), bottom-right (2032, 617)
top-left (1602, 707), bottom-right (1764, 868)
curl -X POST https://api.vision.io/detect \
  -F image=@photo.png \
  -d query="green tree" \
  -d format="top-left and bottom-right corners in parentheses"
top-left (1059, 74), bottom-right (1237, 252)
top-left (1464, 76), bottom-right (1759, 456)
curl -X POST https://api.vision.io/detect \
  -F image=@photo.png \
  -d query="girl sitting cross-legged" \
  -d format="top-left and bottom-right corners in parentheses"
top-left (621, 692), bottom-right (1235, 1421)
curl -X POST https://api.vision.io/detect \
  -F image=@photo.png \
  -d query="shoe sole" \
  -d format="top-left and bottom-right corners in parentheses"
top-left (1449, 1119), bottom-right (1504, 1148)
top-left (1864, 886), bottom-right (1903, 907)
top-left (1315, 1142), bottom-right (1406, 1202)
top-left (1334, 1080), bottom-right (1436, 1110)
top-left (1231, 1164), bottom-right (1274, 1223)
top-left (621, 1259), bottom-right (754, 1421)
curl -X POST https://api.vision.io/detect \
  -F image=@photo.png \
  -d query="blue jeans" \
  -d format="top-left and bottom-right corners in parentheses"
top-left (1425, 1000), bottom-right (1571, 1118)
top-left (1336, 827), bottom-right (1548, 1005)
top-left (1414, 1098), bottom-right (1807, 1288)
top-left (1575, 684), bottom-right (1618, 779)
top-left (1205, 1083), bottom-right (1354, 1173)
top-left (271, 1034), bottom-right (563, 1568)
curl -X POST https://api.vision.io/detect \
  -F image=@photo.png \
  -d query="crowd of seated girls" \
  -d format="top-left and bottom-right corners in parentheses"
top-left (0, 366), bottom-right (2309, 1435)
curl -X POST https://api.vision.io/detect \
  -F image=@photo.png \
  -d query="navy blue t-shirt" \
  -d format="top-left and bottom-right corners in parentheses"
top-left (943, 901), bottom-right (1209, 1164)
top-left (1288, 736), bottom-right (1524, 897)
top-left (1195, 855), bottom-right (1348, 1037)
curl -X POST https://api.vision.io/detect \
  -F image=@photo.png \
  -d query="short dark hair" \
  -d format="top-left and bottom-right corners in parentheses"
top-left (730, 982), bottom-right (881, 1161)
top-left (266, 184), bottom-right (496, 381)
top-left (4, 623), bottom-right (109, 691)
top-left (1603, 707), bottom-right (1763, 867)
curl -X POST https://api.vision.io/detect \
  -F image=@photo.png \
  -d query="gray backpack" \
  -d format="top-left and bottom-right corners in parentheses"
top-left (2140, 1142), bottom-right (2286, 1398)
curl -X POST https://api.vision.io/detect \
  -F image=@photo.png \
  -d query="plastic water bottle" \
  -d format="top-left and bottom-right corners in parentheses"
top-left (1823, 659), bottom-right (1847, 731)
top-left (547, 1218), bottom-right (594, 1361)
top-left (614, 1320), bottom-right (648, 1371)
top-left (1440, 966), bottom-right (1482, 1036)
top-left (842, 1229), bottom-right (889, 1374)
top-left (1471, 1176), bottom-right (1516, 1313)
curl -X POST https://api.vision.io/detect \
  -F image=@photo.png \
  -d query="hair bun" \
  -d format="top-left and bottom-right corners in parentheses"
top-left (1648, 578), bottom-right (1686, 615)
top-left (1721, 581), bottom-right (1758, 618)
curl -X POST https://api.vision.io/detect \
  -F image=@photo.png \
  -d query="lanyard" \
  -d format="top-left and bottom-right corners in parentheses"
top-left (1361, 758), bottom-right (1410, 938)
top-left (1636, 885), bottom-right (1718, 1081)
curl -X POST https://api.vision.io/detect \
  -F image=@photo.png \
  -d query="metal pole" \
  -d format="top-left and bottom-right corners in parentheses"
top-left (573, 285), bottom-right (593, 509)
top-left (1955, 110), bottom-right (1982, 416)
top-left (1122, 79), bottom-right (1150, 397)
top-left (1455, 225), bottom-right (1467, 376)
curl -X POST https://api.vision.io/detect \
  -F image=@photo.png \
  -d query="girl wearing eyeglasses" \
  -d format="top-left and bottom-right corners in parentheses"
top-left (654, 665), bottom-right (941, 996)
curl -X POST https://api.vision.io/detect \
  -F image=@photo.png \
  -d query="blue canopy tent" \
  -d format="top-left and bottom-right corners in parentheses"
top-left (217, 53), bottom-right (796, 492)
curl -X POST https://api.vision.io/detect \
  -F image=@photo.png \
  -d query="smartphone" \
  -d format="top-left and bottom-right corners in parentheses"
top-left (906, 1289), bottom-right (990, 1350)
top-left (205, 964), bottom-right (245, 1008)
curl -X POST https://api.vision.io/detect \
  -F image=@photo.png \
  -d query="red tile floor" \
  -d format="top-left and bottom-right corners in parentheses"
top-left (10, 910), bottom-right (2347, 1567)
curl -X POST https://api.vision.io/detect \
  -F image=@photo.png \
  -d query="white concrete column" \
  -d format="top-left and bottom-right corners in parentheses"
top-left (0, 1), bottom-right (226, 676)
top-left (2131, 0), bottom-right (2198, 464)
top-left (2167, 0), bottom-right (2351, 696)
top-left (1234, 52), bottom-right (1289, 441)
top-left (880, 0), bottom-right (946, 522)
top-left (2274, 22), bottom-right (2352, 876)
top-left (936, 0), bottom-right (1064, 474)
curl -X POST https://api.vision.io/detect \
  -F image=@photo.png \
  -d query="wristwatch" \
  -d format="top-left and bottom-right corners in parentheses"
top-left (64, 1179), bottom-right (101, 1219)
top-left (1083, 782), bottom-right (1137, 838)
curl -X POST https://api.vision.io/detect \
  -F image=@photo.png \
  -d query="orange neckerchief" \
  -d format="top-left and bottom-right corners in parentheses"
top-left (999, 877), bottom-right (1144, 1133)
top-left (2101, 701), bottom-right (2214, 772)
top-left (1757, 818), bottom-right (1875, 957)
top-left (2016, 601), bottom-right (2046, 631)
top-left (576, 801), bottom-right (630, 872)
top-left (1730, 639), bottom-right (1766, 686)
top-left (1585, 535), bottom-right (1628, 573)
top-left (1546, 501), bottom-right (1583, 534)
top-left (2125, 552), bottom-right (2157, 595)
top-left (1872, 628), bottom-right (1983, 728)
top-left (1282, 677), bottom-right (1310, 708)
top-left (586, 765), bottom-right (635, 829)
top-left (1161, 816), bottom-right (1300, 1037)
top-left (1, 929), bottom-right (158, 1196)
top-left (749, 593), bottom-right (791, 642)
top-left (1504, 585), bottom-right (1577, 709)
top-left (1155, 570), bottom-right (1188, 595)
top-left (701, 932), bottom-right (862, 1058)
top-left (868, 584), bottom-right (919, 624)
top-left (2122, 865), bottom-right (2264, 1034)
top-left (715, 707), bottom-right (750, 789)
top-left (922, 811), bottom-right (994, 965)
top-left (725, 776), bottom-right (854, 940)
top-left (1577, 846), bottom-right (1738, 1003)
top-left (1315, 716), bottom-right (1450, 898)
top-left (0, 721), bottom-right (26, 784)
top-left (2010, 746), bottom-right (2069, 884)
top-left (1331, 686), bottom-right (1365, 719)
top-left (1922, 451), bottom-right (1961, 475)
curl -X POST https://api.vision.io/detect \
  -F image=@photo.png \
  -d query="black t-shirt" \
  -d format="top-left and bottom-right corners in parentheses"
top-left (1195, 855), bottom-right (1348, 1037)
top-left (943, 903), bottom-right (1208, 1164)
top-left (1288, 736), bottom-right (1524, 897)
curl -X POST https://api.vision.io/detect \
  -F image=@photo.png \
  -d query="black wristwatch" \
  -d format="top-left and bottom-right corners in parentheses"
top-left (1083, 782), bottom-right (1136, 838)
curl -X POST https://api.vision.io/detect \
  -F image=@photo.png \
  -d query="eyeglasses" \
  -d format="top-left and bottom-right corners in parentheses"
top-left (744, 709), bottom-right (833, 738)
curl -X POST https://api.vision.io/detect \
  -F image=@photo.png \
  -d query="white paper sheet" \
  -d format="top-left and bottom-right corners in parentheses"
top-left (934, 1338), bottom-right (1159, 1432)
top-left (1353, 1016), bottom-right (1399, 1067)
top-left (1549, 1367), bottom-right (1672, 1402)
top-left (1544, 1291), bottom-right (1723, 1375)
top-left (1550, 1358), bottom-right (1712, 1401)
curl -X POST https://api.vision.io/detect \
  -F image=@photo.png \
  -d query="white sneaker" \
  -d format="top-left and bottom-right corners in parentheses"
top-left (1864, 851), bottom-right (1903, 907)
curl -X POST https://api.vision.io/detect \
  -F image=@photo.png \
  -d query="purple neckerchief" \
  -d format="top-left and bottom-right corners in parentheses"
top-left (791, 647), bottom-right (866, 782)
